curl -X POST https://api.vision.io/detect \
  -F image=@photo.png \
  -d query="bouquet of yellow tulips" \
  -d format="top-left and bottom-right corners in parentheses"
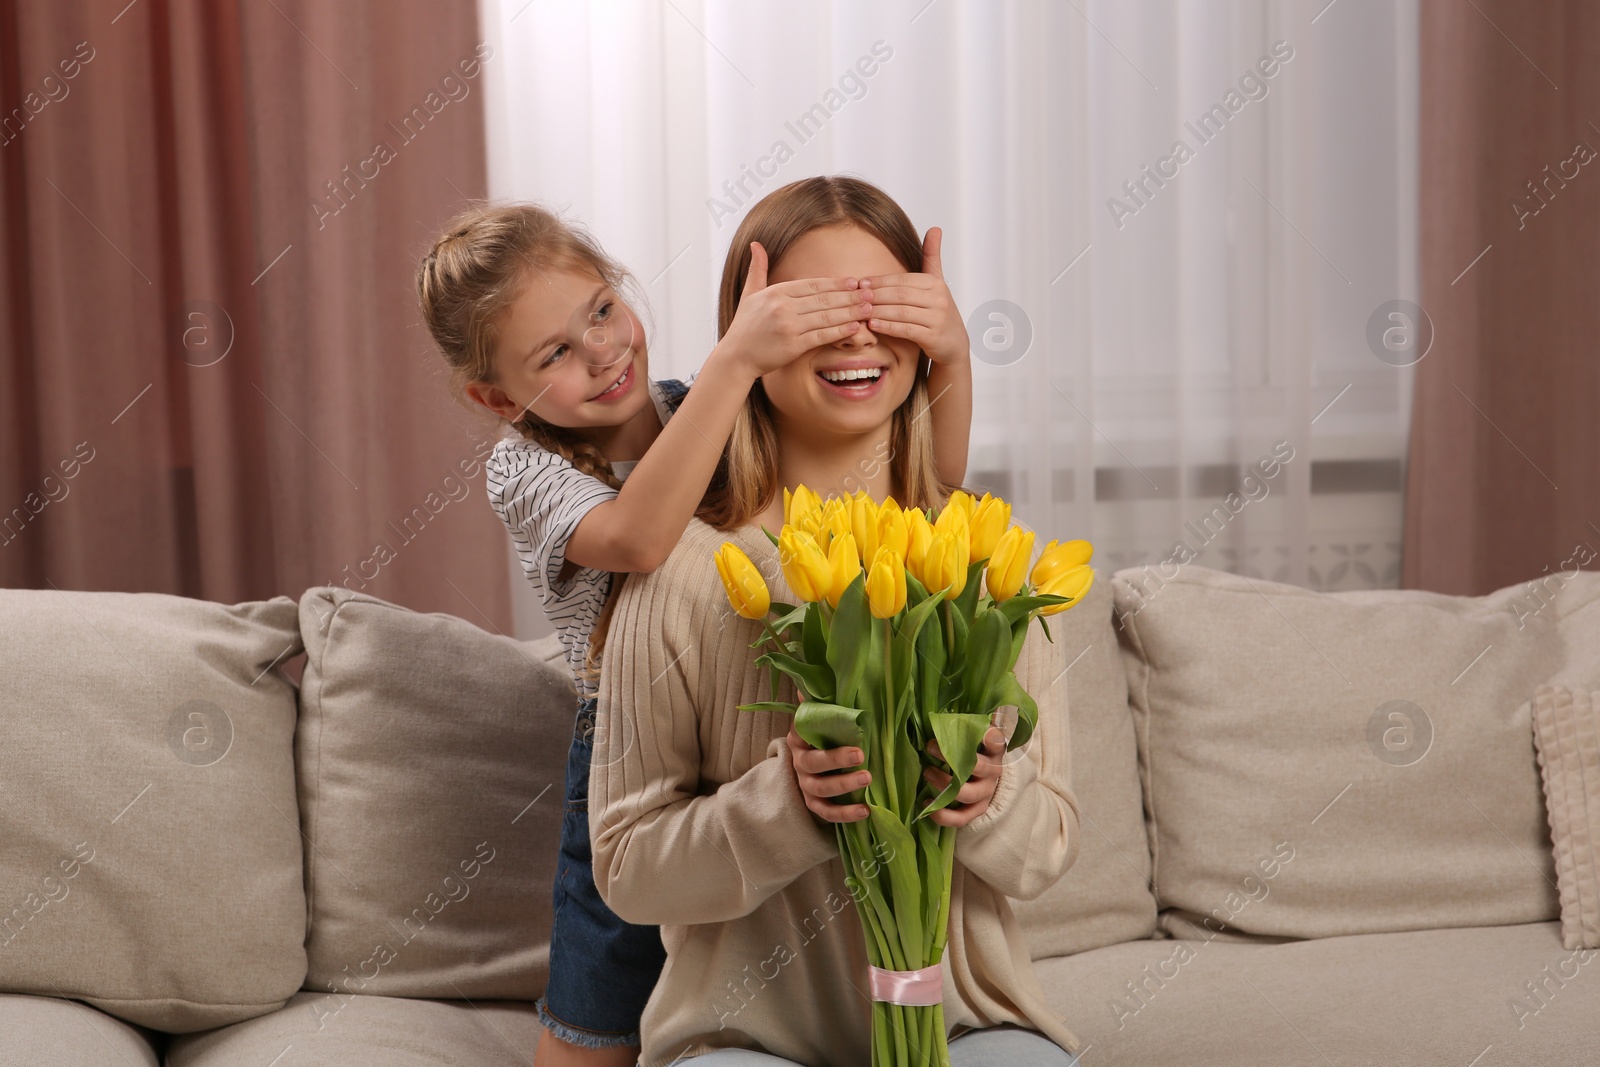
top-left (713, 485), bottom-right (1093, 1067)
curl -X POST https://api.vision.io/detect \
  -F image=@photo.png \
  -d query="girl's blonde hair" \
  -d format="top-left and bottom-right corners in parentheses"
top-left (701, 175), bottom-right (951, 530)
top-left (416, 202), bottom-right (642, 685)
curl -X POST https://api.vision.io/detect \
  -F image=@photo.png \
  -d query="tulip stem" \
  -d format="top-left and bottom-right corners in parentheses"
top-left (758, 617), bottom-right (786, 652)
top-left (882, 616), bottom-right (898, 814)
top-left (942, 601), bottom-right (955, 665)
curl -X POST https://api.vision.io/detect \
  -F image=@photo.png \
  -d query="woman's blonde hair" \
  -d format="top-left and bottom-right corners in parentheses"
top-left (416, 202), bottom-right (642, 685)
top-left (700, 175), bottom-right (950, 530)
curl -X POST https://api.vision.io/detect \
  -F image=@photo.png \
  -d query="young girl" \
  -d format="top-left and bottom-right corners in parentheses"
top-left (415, 200), bottom-right (974, 1066)
top-left (587, 176), bottom-right (1082, 1066)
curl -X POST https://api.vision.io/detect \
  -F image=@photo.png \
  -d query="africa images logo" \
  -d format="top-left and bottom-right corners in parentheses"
top-left (1106, 41), bottom-right (1295, 230)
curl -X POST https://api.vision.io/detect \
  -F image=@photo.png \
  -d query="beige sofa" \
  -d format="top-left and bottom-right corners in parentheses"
top-left (3, 565), bottom-right (1597, 1065)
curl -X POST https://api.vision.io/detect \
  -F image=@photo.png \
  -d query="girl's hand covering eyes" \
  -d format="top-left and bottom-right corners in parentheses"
top-left (719, 242), bottom-right (873, 377)
top-left (858, 226), bottom-right (970, 369)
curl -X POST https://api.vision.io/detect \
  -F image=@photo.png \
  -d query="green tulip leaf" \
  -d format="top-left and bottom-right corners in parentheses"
top-left (736, 700), bottom-right (798, 715)
top-left (960, 607), bottom-right (1011, 718)
top-left (865, 804), bottom-right (925, 963)
top-left (931, 712), bottom-right (992, 785)
top-left (754, 650), bottom-right (835, 704)
top-left (914, 603), bottom-right (948, 722)
top-left (938, 669), bottom-right (964, 721)
top-left (887, 622), bottom-right (916, 701)
top-left (994, 670), bottom-right (1040, 752)
top-left (827, 574), bottom-right (871, 707)
top-left (944, 600), bottom-right (971, 708)
top-left (793, 700), bottom-right (867, 751)
top-left (895, 582), bottom-right (947, 661)
top-left (918, 713), bottom-right (992, 818)
top-left (855, 599), bottom-right (888, 714)
top-left (749, 632), bottom-right (792, 651)
top-left (801, 603), bottom-right (830, 669)
top-left (914, 818), bottom-right (950, 946)
top-left (953, 559), bottom-right (986, 624)
top-left (904, 570), bottom-right (928, 607)
top-left (903, 716), bottom-right (925, 811)
top-left (994, 593), bottom-right (1071, 628)
top-left (762, 525), bottom-right (781, 547)
top-left (1008, 614), bottom-right (1029, 673)
top-left (768, 602), bottom-right (806, 634)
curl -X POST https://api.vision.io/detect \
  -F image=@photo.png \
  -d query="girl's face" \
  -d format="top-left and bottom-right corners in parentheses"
top-left (760, 223), bottom-right (919, 438)
top-left (469, 265), bottom-right (651, 431)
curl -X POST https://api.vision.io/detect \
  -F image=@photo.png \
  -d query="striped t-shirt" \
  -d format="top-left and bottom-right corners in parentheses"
top-left (485, 375), bottom-right (694, 698)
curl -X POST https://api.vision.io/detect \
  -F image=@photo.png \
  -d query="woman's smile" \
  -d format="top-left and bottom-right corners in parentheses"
top-left (814, 356), bottom-right (892, 400)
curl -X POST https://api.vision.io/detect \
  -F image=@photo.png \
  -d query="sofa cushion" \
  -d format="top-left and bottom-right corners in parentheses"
top-left (1112, 566), bottom-right (1600, 940)
top-left (1531, 683), bottom-right (1600, 949)
top-left (0, 590), bottom-right (306, 1032)
top-left (1036, 921), bottom-right (1596, 1065)
top-left (1013, 575), bottom-right (1158, 958)
top-left (0, 993), bottom-right (162, 1066)
top-left (166, 990), bottom-right (539, 1066)
top-left (297, 588), bottom-right (573, 1002)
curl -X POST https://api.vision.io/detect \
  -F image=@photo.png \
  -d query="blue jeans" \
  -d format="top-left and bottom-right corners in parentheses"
top-left (687, 1026), bottom-right (1080, 1065)
top-left (539, 696), bottom-right (666, 1048)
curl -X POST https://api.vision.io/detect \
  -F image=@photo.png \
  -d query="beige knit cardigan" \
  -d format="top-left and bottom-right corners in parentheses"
top-left (591, 516), bottom-right (1083, 1066)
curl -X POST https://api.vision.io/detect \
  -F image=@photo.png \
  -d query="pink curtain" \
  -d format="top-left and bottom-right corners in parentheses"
top-left (1406, 0), bottom-right (1600, 594)
top-left (1, 0), bottom-right (512, 633)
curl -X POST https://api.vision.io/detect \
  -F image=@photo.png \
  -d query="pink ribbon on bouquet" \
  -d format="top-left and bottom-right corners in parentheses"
top-left (868, 963), bottom-right (944, 1006)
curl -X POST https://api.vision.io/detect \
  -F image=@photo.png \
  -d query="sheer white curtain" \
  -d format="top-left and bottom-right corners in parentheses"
top-left (479, 0), bottom-right (1417, 639)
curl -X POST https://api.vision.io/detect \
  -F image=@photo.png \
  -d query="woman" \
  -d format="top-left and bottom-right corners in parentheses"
top-left (589, 176), bottom-right (1083, 1066)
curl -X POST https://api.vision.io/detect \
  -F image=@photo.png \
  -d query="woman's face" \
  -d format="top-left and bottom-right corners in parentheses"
top-left (760, 223), bottom-right (919, 439)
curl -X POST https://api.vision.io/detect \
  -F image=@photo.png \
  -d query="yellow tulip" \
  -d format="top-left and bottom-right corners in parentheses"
top-left (1036, 563), bottom-right (1094, 615)
top-left (865, 545), bottom-right (907, 619)
top-left (969, 494), bottom-right (1011, 561)
top-left (945, 489), bottom-right (975, 522)
top-left (876, 505), bottom-right (909, 564)
top-left (922, 530), bottom-right (969, 600)
top-left (784, 484), bottom-right (822, 528)
top-left (849, 494), bottom-right (880, 564)
top-left (826, 531), bottom-right (861, 608)
top-left (932, 496), bottom-right (969, 545)
top-left (714, 542), bottom-right (770, 619)
top-left (1031, 538), bottom-right (1094, 588)
top-left (905, 508), bottom-right (935, 580)
top-left (985, 525), bottom-right (1035, 602)
top-left (778, 526), bottom-right (833, 603)
top-left (795, 509), bottom-right (825, 544)
top-left (818, 497), bottom-right (852, 554)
